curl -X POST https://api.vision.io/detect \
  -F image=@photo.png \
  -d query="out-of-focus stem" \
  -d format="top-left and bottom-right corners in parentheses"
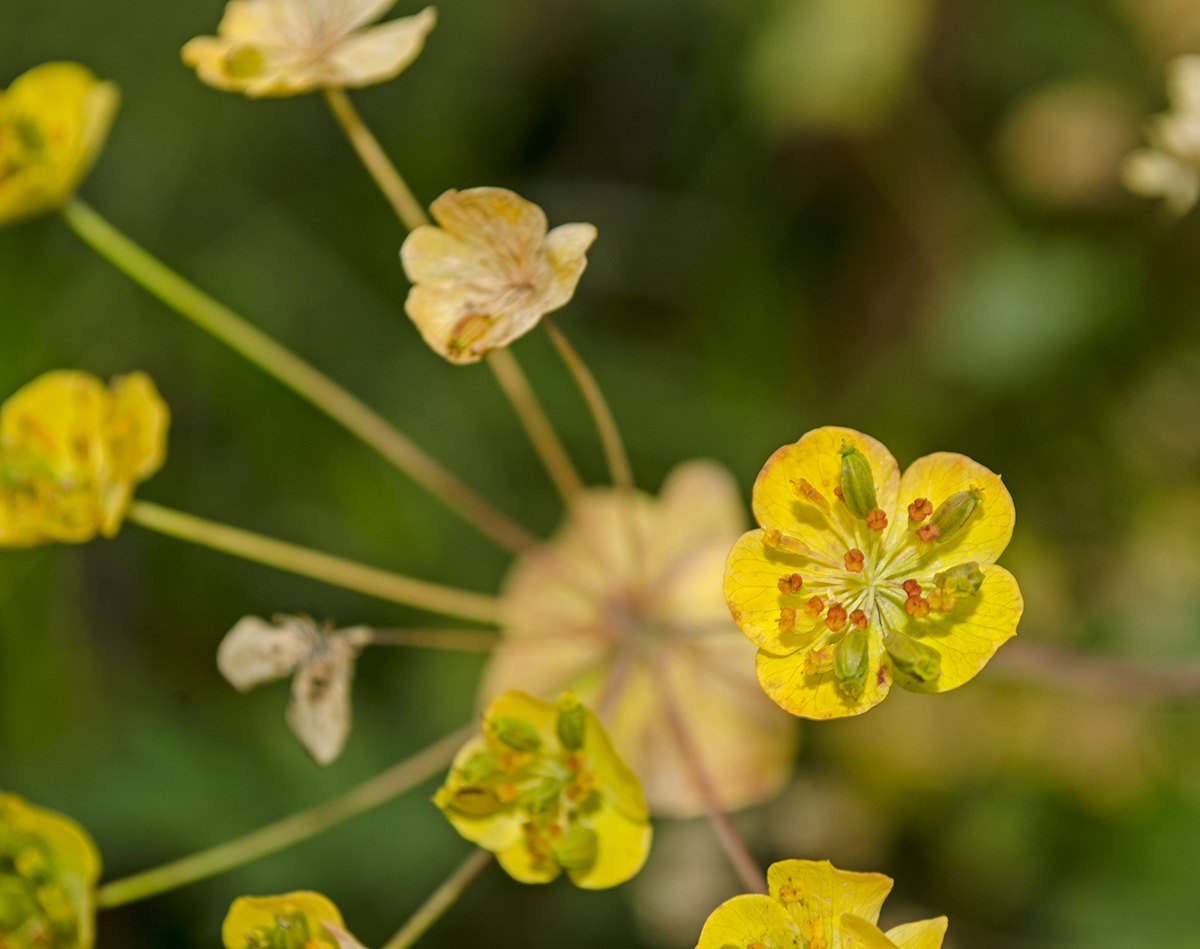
top-left (95, 724), bottom-right (474, 909)
top-left (487, 348), bottom-right (584, 506)
top-left (382, 848), bottom-right (494, 949)
top-left (126, 501), bottom-right (502, 625)
top-left (987, 640), bottom-right (1200, 701)
top-left (61, 199), bottom-right (533, 553)
top-left (323, 87), bottom-right (431, 232)
top-left (369, 628), bottom-right (501, 651)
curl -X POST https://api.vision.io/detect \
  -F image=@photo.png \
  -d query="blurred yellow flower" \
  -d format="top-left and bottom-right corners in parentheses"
top-left (400, 187), bottom-right (598, 364)
top-left (0, 63), bottom-right (118, 226)
top-left (725, 426), bottom-right (1022, 720)
top-left (0, 793), bottom-right (101, 949)
top-left (1123, 55), bottom-right (1200, 215)
top-left (0, 370), bottom-right (169, 546)
top-left (223, 892), bottom-right (353, 949)
top-left (480, 461), bottom-right (798, 818)
top-left (696, 859), bottom-right (947, 949)
top-left (434, 690), bottom-right (652, 889)
top-left (183, 1), bottom-right (436, 97)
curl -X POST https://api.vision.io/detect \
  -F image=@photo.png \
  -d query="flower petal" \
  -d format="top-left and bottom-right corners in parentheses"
top-left (326, 7), bottom-right (436, 87)
top-left (539, 221), bottom-right (597, 312)
top-left (217, 616), bottom-right (314, 690)
top-left (222, 893), bottom-right (344, 949)
top-left (342, 0), bottom-right (401, 32)
top-left (436, 734), bottom-right (526, 852)
top-left (725, 530), bottom-right (829, 654)
top-left (649, 459), bottom-right (746, 580)
top-left (892, 565), bottom-right (1022, 694)
top-left (756, 638), bottom-right (892, 720)
top-left (495, 836), bottom-right (562, 885)
top-left (696, 894), bottom-right (804, 949)
top-left (286, 634), bottom-right (359, 765)
top-left (767, 859), bottom-right (892, 940)
top-left (429, 187), bottom-right (548, 257)
top-left (885, 917), bottom-right (949, 949)
top-left (842, 914), bottom-right (900, 949)
top-left (567, 805), bottom-right (652, 890)
top-left (581, 704), bottom-right (649, 822)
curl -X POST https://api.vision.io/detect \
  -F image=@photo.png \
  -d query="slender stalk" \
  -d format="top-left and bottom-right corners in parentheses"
top-left (986, 640), bottom-right (1200, 701)
top-left (126, 501), bottom-right (502, 625)
top-left (652, 651), bottom-right (768, 895)
top-left (369, 629), bottom-right (501, 652)
top-left (486, 349), bottom-right (584, 506)
top-left (95, 724), bottom-right (474, 909)
top-left (543, 318), bottom-right (634, 492)
top-left (323, 87), bottom-right (430, 232)
top-left (61, 199), bottom-right (533, 553)
top-left (382, 849), bottom-right (493, 949)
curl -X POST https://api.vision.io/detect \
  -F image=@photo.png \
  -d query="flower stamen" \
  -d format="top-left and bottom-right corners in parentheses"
top-left (844, 548), bottom-right (865, 573)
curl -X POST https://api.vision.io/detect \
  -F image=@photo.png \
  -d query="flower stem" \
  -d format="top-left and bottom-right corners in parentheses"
top-left (382, 848), bottom-right (493, 949)
top-left (652, 651), bottom-right (768, 895)
top-left (95, 724), bottom-right (474, 909)
top-left (60, 198), bottom-right (533, 554)
top-left (369, 629), bottom-right (501, 651)
top-left (126, 501), bottom-right (502, 625)
top-left (323, 87), bottom-right (431, 232)
top-left (543, 318), bottom-right (634, 492)
top-left (487, 349), bottom-right (584, 506)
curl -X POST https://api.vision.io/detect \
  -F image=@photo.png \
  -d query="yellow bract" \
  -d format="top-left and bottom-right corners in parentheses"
top-left (0, 793), bottom-right (102, 949)
top-left (695, 859), bottom-right (947, 949)
top-left (434, 690), bottom-right (652, 889)
top-left (183, 0), bottom-right (436, 97)
top-left (1122, 55), bottom-right (1200, 215)
top-left (0, 370), bottom-right (169, 546)
top-left (222, 892), bottom-right (347, 949)
top-left (725, 426), bottom-right (1022, 720)
top-left (400, 187), bottom-right (598, 364)
top-left (0, 63), bottom-right (118, 226)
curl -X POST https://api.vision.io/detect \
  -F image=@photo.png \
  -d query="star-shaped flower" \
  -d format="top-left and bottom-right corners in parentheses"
top-left (696, 859), bottom-right (948, 949)
top-left (1122, 55), bottom-right (1200, 215)
top-left (400, 187), bottom-right (598, 364)
top-left (0, 63), bottom-right (118, 227)
top-left (0, 370), bottom-right (169, 546)
top-left (183, 1), bottom-right (436, 97)
top-left (725, 427), bottom-right (1023, 720)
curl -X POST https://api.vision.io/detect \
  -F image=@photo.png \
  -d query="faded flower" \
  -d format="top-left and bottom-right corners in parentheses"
top-left (1122, 55), bottom-right (1200, 215)
top-left (183, 1), bottom-right (436, 97)
top-left (400, 187), bottom-right (598, 364)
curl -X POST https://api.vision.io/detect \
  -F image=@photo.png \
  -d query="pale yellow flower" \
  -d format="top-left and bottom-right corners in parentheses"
top-left (183, 1), bottom-right (436, 97)
top-left (223, 892), bottom-right (353, 949)
top-left (400, 187), bottom-right (598, 364)
top-left (0, 63), bottom-right (118, 226)
top-left (480, 461), bottom-right (799, 818)
top-left (1123, 55), bottom-right (1200, 215)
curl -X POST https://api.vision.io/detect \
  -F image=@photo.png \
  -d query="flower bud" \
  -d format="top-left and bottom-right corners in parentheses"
top-left (555, 694), bottom-right (587, 751)
top-left (444, 787), bottom-right (505, 816)
top-left (839, 443), bottom-right (878, 519)
top-left (491, 716), bottom-right (542, 752)
top-left (884, 630), bottom-right (941, 681)
top-left (834, 628), bottom-right (869, 684)
top-left (931, 488), bottom-right (982, 539)
top-left (552, 827), bottom-right (598, 870)
top-left (934, 562), bottom-right (984, 596)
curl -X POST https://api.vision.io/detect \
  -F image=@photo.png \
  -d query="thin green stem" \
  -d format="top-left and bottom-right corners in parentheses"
top-left (61, 198), bottom-right (533, 553)
top-left (382, 848), bottom-right (493, 949)
top-left (323, 87), bottom-right (431, 232)
top-left (126, 501), bottom-right (502, 625)
top-left (369, 628), bottom-right (501, 651)
top-left (95, 724), bottom-right (474, 909)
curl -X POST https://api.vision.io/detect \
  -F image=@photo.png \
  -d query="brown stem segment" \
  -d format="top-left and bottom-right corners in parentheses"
top-left (652, 651), bottom-right (768, 895)
top-left (369, 629), bottom-right (501, 652)
top-left (986, 640), bottom-right (1200, 701)
top-left (382, 848), bottom-right (494, 949)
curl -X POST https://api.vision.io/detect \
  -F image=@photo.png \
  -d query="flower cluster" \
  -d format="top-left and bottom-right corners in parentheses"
top-left (222, 892), bottom-right (357, 949)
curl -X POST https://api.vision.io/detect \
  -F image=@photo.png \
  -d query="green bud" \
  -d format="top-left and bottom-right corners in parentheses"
top-left (834, 628), bottom-right (869, 684)
top-left (446, 786), bottom-right (505, 816)
top-left (0, 875), bottom-right (35, 932)
top-left (839, 443), bottom-right (878, 519)
top-left (522, 779), bottom-right (562, 816)
top-left (934, 562), bottom-right (984, 596)
top-left (460, 752), bottom-right (499, 783)
top-left (555, 700), bottom-right (587, 752)
top-left (884, 630), bottom-right (941, 681)
top-left (13, 846), bottom-right (51, 883)
top-left (491, 716), bottom-right (542, 753)
top-left (273, 910), bottom-right (311, 949)
top-left (931, 488), bottom-right (982, 540)
top-left (552, 827), bottom-right (598, 870)
top-left (245, 928), bottom-right (276, 949)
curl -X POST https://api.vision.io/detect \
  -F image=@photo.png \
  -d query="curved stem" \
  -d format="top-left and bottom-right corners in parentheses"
top-left (487, 348), bottom-right (584, 506)
top-left (126, 501), bottom-right (502, 625)
top-left (382, 848), bottom-right (493, 949)
top-left (95, 724), bottom-right (474, 909)
top-left (369, 629), bottom-right (500, 652)
top-left (61, 199), bottom-right (533, 553)
top-left (323, 88), bottom-right (431, 232)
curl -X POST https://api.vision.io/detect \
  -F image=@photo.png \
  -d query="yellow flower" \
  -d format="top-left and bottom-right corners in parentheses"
top-left (725, 426), bottom-right (1022, 720)
top-left (223, 892), bottom-right (356, 949)
top-left (0, 370), bottom-right (169, 546)
top-left (1122, 55), bottom-right (1200, 215)
top-left (400, 187), bottom-right (598, 364)
top-left (0, 63), bottom-right (118, 227)
top-left (0, 793), bottom-right (102, 949)
top-left (183, 1), bottom-right (436, 97)
top-left (434, 690), bottom-right (652, 889)
top-left (479, 461), bottom-right (798, 818)
top-left (696, 859), bottom-right (948, 949)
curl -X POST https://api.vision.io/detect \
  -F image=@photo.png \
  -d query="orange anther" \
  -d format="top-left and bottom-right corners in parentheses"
top-left (548, 823), bottom-right (563, 837)
top-left (834, 486), bottom-right (844, 500)
top-left (917, 523), bottom-right (941, 542)
top-left (778, 606), bottom-right (797, 633)
top-left (791, 478), bottom-right (831, 513)
top-left (849, 609), bottom-right (868, 630)
top-left (747, 943), bottom-right (766, 949)
top-left (844, 548), bottom-right (865, 573)
top-left (804, 595), bottom-right (825, 617)
top-left (866, 507), bottom-right (888, 531)
top-left (903, 579), bottom-right (921, 597)
top-left (777, 884), bottom-right (803, 902)
top-left (908, 497), bottom-right (933, 521)
top-left (804, 646), bottom-right (835, 675)
top-left (777, 572), bottom-right (804, 593)
top-left (566, 752), bottom-right (585, 773)
top-left (905, 595), bottom-right (931, 618)
top-left (826, 603), bottom-right (847, 632)
top-left (496, 782), bottom-right (518, 803)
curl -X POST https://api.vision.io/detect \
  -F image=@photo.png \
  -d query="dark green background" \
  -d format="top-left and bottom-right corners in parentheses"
top-left (3, 0), bottom-right (1200, 947)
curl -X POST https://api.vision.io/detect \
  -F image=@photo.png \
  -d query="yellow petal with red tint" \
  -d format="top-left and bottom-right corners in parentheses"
top-left (768, 860), bottom-right (892, 941)
top-left (725, 530), bottom-right (827, 654)
top-left (893, 565), bottom-right (1022, 694)
top-left (756, 636), bottom-right (892, 720)
top-left (222, 892), bottom-right (344, 949)
top-left (885, 917), bottom-right (949, 949)
top-left (696, 893), bottom-right (803, 949)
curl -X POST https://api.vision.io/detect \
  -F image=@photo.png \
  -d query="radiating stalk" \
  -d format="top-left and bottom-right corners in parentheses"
top-left (382, 848), bottom-right (494, 949)
top-left (369, 629), bottom-right (501, 651)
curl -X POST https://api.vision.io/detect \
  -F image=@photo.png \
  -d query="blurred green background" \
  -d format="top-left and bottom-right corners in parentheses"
top-left (3, 0), bottom-right (1200, 947)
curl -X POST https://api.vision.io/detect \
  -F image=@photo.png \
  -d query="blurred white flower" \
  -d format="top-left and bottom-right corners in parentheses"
top-left (1123, 56), bottom-right (1200, 215)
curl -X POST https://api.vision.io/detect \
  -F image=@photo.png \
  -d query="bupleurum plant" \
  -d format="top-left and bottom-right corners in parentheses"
top-left (1, 1), bottom-right (1054, 946)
